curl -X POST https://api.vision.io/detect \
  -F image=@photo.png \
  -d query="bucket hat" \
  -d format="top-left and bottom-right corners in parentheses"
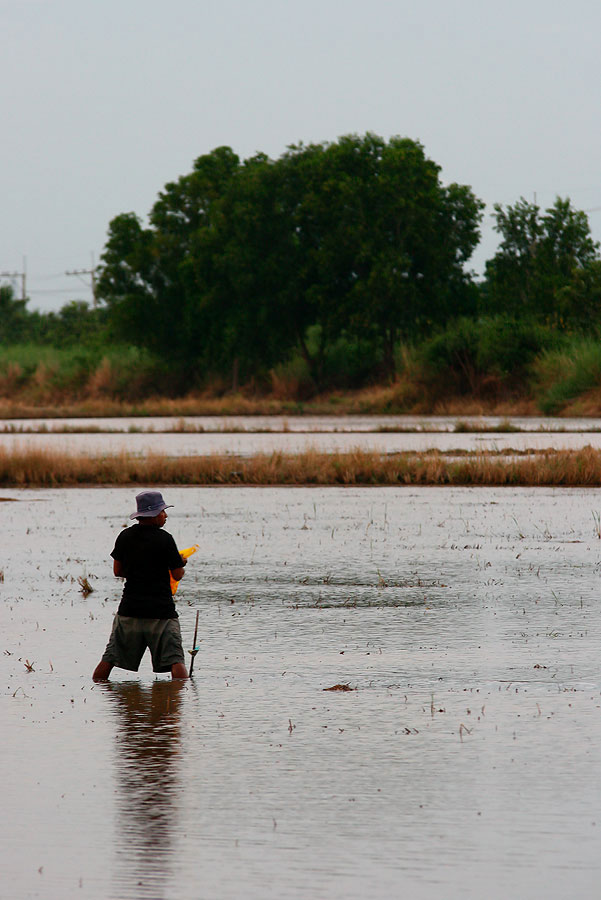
top-left (130, 490), bottom-right (173, 519)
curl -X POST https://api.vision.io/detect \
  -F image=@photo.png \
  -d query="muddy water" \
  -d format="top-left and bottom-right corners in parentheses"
top-left (3, 486), bottom-right (601, 899)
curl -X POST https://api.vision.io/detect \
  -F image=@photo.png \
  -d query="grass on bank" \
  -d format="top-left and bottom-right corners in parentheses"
top-left (532, 337), bottom-right (601, 414)
top-left (3, 321), bottom-right (601, 417)
top-left (0, 384), bottom-right (540, 420)
top-left (3, 446), bottom-right (601, 487)
top-left (0, 343), bottom-right (163, 405)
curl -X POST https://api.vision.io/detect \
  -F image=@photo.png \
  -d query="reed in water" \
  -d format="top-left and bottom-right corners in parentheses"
top-left (2, 446), bottom-right (601, 486)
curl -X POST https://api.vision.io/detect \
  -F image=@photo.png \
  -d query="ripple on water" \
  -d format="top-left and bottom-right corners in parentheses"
top-left (2, 485), bottom-right (601, 899)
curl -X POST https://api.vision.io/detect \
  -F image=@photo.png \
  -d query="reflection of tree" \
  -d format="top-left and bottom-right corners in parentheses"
top-left (104, 681), bottom-right (185, 899)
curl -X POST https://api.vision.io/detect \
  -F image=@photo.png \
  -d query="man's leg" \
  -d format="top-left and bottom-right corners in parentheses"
top-left (94, 616), bottom-right (146, 681)
top-left (148, 619), bottom-right (188, 679)
top-left (93, 660), bottom-right (113, 681)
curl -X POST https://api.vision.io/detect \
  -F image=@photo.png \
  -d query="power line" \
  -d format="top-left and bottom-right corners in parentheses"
top-left (0, 266), bottom-right (26, 300)
top-left (65, 266), bottom-right (97, 307)
top-left (27, 287), bottom-right (89, 295)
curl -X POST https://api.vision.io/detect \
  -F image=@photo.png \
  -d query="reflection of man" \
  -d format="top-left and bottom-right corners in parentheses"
top-left (104, 681), bottom-right (185, 897)
top-left (93, 491), bottom-right (188, 681)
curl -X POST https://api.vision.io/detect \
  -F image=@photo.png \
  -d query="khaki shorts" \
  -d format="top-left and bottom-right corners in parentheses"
top-left (102, 615), bottom-right (185, 673)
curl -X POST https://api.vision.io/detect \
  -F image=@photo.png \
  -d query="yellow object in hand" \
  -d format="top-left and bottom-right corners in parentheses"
top-left (170, 545), bottom-right (199, 595)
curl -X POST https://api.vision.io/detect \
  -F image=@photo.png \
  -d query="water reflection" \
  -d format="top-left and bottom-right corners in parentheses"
top-left (104, 681), bottom-right (185, 900)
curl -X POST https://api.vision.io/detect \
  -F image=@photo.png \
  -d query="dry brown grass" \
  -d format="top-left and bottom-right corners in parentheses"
top-left (2, 445), bottom-right (601, 486)
top-left (0, 382), bottom-right (551, 420)
top-left (0, 394), bottom-right (292, 419)
top-left (560, 386), bottom-right (601, 417)
top-left (429, 396), bottom-right (540, 417)
top-left (0, 362), bottom-right (24, 396)
top-left (86, 357), bottom-right (118, 397)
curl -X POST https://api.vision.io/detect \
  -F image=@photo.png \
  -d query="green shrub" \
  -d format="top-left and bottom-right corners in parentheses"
top-left (272, 327), bottom-right (382, 395)
top-left (532, 335), bottom-right (601, 413)
top-left (316, 334), bottom-right (381, 388)
top-left (417, 316), bottom-right (561, 395)
top-left (0, 342), bottom-right (163, 400)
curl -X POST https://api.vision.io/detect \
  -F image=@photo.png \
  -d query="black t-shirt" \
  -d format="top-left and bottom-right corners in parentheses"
top-left (111, 524), bottom-right (183, 618)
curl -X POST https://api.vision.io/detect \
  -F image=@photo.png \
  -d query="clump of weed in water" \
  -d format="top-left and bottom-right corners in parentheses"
top-left (0, 569), bottom-right (4, 583)
top-left (78, 575), bottom-right (94, 597)
top-left (459, 723), bottom-right (472, 742)
top-left (8, 444), bottom-right (601, 486)
top-left (454, 420), bottom-right (473, 433)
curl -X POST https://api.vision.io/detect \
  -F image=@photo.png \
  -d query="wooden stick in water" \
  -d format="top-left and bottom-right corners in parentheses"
top-left (188, 610), bottom-right (200, 677)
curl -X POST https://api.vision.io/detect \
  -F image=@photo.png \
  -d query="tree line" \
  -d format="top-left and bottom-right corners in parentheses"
top-left (3, 133), bottom-right (601, 394)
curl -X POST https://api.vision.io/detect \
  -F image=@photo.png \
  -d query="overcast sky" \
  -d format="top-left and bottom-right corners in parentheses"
top-left (3, 0), bottom-right (601, 311)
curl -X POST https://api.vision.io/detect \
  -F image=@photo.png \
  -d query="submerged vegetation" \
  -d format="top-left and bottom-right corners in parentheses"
top-left (3, 446), bottom-right (601, 487)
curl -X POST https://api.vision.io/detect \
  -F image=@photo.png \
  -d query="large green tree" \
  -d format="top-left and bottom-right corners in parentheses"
top-left (483, 197), bottom-right (599, 325)
top-left (195, 134), bottom-right (484, 382)
top-left (97, 147), bottom-right (241, 370)
top-left (97, 134), bottom-right (484, 385)
top-left (189, 152), bottom-right (310, 383)
top-left (292, 135), bottom-right (483, 377)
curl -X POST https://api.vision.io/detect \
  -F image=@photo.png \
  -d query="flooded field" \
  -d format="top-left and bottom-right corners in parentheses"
top-left (3, 414), bottom-right (601, 460)
top-left (5, 422), bottom-right (601, 457)
top-left (3, 485), bottom-right (601, 899)
top-left (3, 414), bottom-right (601, 433)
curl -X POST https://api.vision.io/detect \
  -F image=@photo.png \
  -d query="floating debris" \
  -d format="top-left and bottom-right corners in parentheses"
top-left (77, 576), bottom-right (94, 597)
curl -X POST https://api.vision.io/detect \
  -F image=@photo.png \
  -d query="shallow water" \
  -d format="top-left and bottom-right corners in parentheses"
top-left (5, 427), bottom-right (601, 457)
top-left (3, 486), bottom-right (601, 899)
top-left (3, 414), bottom-right (601, 432)
top-left (4, 414), bottom-right (601, 458)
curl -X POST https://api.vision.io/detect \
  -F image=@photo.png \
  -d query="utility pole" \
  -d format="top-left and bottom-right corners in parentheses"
top-left (0, 266), bottom-right (26, 301)
top-left (65, 261), bottom-right (98, 307)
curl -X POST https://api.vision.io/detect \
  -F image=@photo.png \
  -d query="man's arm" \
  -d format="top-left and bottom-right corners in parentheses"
top-left (113, 559), bottom-right (125, 577)
top-left (170, 555), bottom-right (187, 582)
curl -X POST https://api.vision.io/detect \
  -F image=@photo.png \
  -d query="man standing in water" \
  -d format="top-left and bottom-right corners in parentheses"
top-left (93, 491), bottom-right (189, 681)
